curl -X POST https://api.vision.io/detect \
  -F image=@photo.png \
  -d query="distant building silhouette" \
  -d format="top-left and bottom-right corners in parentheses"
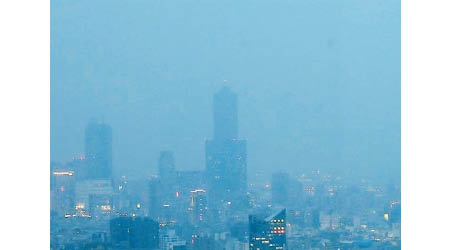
top-left (271, 172), bottom-right (290, 207)
top-left (213, 86), bottom-right (238, 141)
top-left (176, 170), bottom-right (206, 194)
top-left (189, 189), bottom-right (208, 226)
top-left (159, 151), bottom-right (176, 184)
top-left (74, 179), bottom-right (114, 218)
top-left (85, 119), bottom-right (112, 179)
top-left (66, 156), bottom-right (89, 182)
top-left (50, 168), bottom-right (75, 216)
top-left (205, 87), bottom-right (247, 211)
top-left (149, 152), bottom-right (201, 223)
top-left (148, 176), bottom-right (163, 221)
top-left (304, 208), bottom-right (320, 229)
top-left (157, 151), bottom-right (178, 219)
top-left (249, 209), bottom-right (287, 250)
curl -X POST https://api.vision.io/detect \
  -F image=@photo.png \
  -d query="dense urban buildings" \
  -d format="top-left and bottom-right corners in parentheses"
top-left (50, 87), bottom-right (401, 250)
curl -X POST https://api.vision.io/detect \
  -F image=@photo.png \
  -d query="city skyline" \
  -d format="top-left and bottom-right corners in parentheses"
top-left (51, 83), bottom-right (399, 184)
top-left (51, 85), bottom-right (401, 249)
top-left (9, 0), bottom-right (450, 248)
top-left (51, 0), bottom-right (400, 182)
top-left (50, 1), bottom-right (400, 249)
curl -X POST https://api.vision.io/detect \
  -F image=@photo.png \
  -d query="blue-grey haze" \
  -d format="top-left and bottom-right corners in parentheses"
top-left (51, 0), bottom-right (400, 182)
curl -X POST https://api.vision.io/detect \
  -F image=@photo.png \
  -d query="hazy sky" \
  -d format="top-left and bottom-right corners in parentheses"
top-left (51, 0), bottom-right (400, 182)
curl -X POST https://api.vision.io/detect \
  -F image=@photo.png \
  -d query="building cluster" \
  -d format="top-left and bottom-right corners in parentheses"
top-left (51, 87), bottom-right (400, 250)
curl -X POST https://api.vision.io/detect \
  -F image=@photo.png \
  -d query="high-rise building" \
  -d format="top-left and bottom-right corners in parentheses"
top-left (249, 209), bottom-right (287, 250)
top-left (213, 86), bottom-right (238, 141)
top-left (158, 151), bottom-right (178, 204)
top-left (149, 152), bottom-right (185, 222)
top-left (50, 169), bottom-right (75, 216)
top-left (304, 208), bottom-right (320, 229)
top-left (159, 151), bottom-right (176, 184)
top-left (85, 119), bottom-right (112, 179)
top-left (148, 176), bottom-right (163, 221)
top-left (288, 179), bottom-right (304, 209)
top-left (271, 172), bottom-right (290, 207)
top-left (205, 87), bottom-right (247, 209)
top-left (189, 189), bottom-right (208, 226)
top-left (176, 170), bottom-right (206, 195)
top-left (65, 156), bottom-right (88, 181)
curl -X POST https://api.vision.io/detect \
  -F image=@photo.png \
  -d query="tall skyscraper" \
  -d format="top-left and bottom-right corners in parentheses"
top-left (213, 86), bottom-right (238, 141)
top-left (205, 86), bottom-right (247, 209)
top-left (249, 209), bottom-right (287, 250)
top-left (158, 151), bottom-right (176, 186)
top-left (84, 119), bottom-right (112, 179)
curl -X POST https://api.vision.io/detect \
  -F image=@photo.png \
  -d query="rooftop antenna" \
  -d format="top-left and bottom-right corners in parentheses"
top-left (222, 78), bottom-right (229, 89)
